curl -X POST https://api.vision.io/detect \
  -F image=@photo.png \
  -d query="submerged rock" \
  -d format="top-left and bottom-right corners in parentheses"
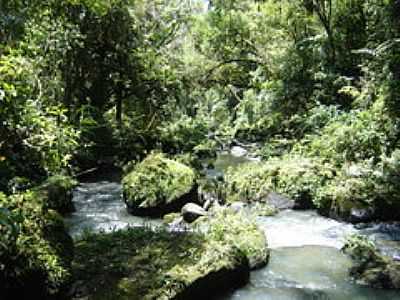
top-left (122, 153), bottom-right (198, 217)
top-left (181, 203), bottom-right (207, 223)
top-left (343, 235), bottom-right (400, 289)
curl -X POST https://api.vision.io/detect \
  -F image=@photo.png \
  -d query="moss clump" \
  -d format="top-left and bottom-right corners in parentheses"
top-left (197, 209), bottom-right (269, 269)
top-left (0, 191), bottom-right (73, 299)
top-left (224, 155), bottom-right (335, 209)
top-left (38, 175), bottom-right (78, 214)
top-left (72, 227), bottom-right (249, 300)
top-left (251, 202), bottom-right (279, 217)
top-left (343, 235), bottom-right (400, 289)
top-left (122, 153), bottom-right (197, 217)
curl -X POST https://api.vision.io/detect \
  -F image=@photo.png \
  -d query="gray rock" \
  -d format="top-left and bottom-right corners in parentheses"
top-left (349, 208), bottom-right (375, 224)
top-left (182, 203), bottom-right (207, 223)
top-left (203, 199), bottom-right (212, 211)
top-left (266, 192), bottom-right (295, 210)
top-left (230, 202), bottom-right (247, 213)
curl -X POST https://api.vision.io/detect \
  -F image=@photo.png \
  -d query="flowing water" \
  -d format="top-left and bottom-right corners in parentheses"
top-left (65, 180), bottom-right (161, 237)
top-left (66, 150), bottom-right (400, 299)
top-left (221, 210), bottom-right (400, 300)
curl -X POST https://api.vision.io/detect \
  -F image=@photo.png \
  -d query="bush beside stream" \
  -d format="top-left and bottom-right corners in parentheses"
top-left (0, 191), bottom-right (73, 299)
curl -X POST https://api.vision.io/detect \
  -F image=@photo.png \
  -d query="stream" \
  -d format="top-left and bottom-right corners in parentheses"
top-left (221, 209), bottom-right (400, 300)
top-left (66, 150), bottom-right (400, 300)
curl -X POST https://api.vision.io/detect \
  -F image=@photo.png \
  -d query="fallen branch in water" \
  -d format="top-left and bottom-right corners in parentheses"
top-left (73, 168), bottom-right (98, 178)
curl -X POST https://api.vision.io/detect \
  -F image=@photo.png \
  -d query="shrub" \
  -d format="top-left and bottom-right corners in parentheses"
top-left (312, 150), bottom-right (400, 220)
top-left (159, 116), bottom-right (209, 154)
top-left (313, 163), bottom-right (377, 218)
top-left (300, 99), bottom-right (396, 166)
top-left (224, 155), bottom-right (335, 208)
top-left (38, 175), bottom-right (78, 214)
top-left (0, 191), bottom-right (72, 298)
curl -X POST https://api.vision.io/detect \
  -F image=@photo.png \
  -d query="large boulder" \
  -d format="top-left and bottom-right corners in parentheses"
top-left (71, 227), bottom-right (249, 300)
top-left (122, 153), bottom-right (198, 217)
top-left (181, 203), bottom-right (207, 223)
top-left (266, 192), bottom-right (295, 210)
top-left (70, 207), bottom-right (270, 299)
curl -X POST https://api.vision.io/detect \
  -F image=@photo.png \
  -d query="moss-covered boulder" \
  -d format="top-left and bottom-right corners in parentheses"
top-left (0, 191), bottom-right (73, 299)
top-left (122, 153), bottom-right (198, 217)
top-left (70, 206), bottom-right (269, 299)
top-left (38, 175), bottom-right (78, 215)
top-left (196, 208), bottom-right (270, 269)
top-left (71, 228), bottom-right (249, 300)
top-left (343, 235), bottom-right (400, 289)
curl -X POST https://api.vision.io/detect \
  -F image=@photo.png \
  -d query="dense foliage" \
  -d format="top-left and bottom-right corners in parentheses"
top-left (1, 0), bottom-right (400, 295)
top-left (0, 192), bottom-right (73, 298)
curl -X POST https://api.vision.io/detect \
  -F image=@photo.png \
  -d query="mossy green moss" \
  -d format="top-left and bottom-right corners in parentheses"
top-left (37, 175), bottom-right (78, 214)
top-left (313, 153), bottom-right (400, 221)
top-left (224, 155), bottom-right (335, 208)
top-left (314, 167), bottom-right (376, 219)
top-left (122, 153), bottom-right (197, 216)
top-left (72, 227), bottom-right (249, 300)
top-left (197, 209), bottom-right (269, 269)
top-left (0, 191), bottom-right (72, 298)
top-left (343, 235), bottom-right (400, 289)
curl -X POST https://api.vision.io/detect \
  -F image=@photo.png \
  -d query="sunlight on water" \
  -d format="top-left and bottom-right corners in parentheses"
top-left (65, 181), bottom-right (161, 237)
top-left (257, 210), bottom-right (356, 249)
top-left (220, 209), bottom-right (400, 300)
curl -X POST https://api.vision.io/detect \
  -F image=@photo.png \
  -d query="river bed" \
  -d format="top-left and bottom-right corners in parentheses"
top-left (65, 151), bottom-right (400, 299)
top-left (220, 210), bottom-right (400, 300)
